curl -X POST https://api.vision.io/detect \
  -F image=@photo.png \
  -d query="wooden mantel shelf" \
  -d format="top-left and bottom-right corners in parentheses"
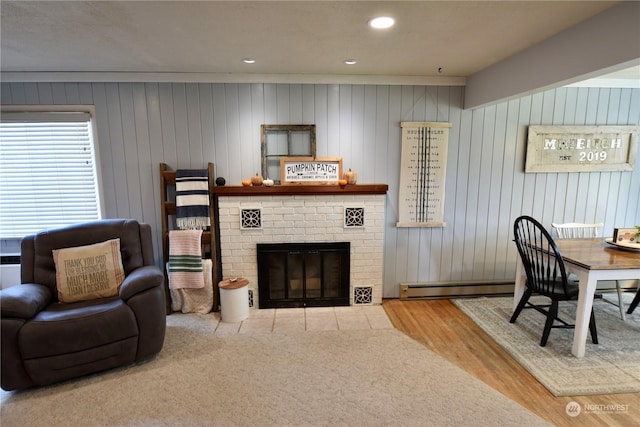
top-left (212, 184), bottom-right (388, 196)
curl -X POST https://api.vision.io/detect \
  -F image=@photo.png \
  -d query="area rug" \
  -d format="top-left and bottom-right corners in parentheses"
top-left (454, 294), bottom-right (640, 396)
top-left (0, 314), bottom-right (549, 426)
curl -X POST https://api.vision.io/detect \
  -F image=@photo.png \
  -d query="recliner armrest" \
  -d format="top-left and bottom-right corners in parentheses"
top-left (119, 266), bottom-right (164, 301)
top-left (0, 284), bottom-right (52, 319)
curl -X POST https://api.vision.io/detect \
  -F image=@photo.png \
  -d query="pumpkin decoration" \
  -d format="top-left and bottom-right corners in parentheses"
top-left (241, 180), bottom-right (252, 187)
top-left (251, 173), bottom-right (264, 186)
top-left (338, 178), bottom-right (348, 188)
top-left (263, 178), bottom-right (274, 187)
top-left (344, 168), bottom-right (357, 185)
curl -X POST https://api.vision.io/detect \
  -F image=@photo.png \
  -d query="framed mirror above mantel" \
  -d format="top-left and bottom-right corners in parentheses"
top-left (261, 124), bottom-right (316, 184)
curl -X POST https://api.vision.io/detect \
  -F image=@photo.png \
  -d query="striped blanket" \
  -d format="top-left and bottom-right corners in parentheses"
top-left (170, 259), bottom-right (214, 313)
top-left (168, 229), bottom-right (204, 289)
top-left (176, 169), bottom-right (210, 230)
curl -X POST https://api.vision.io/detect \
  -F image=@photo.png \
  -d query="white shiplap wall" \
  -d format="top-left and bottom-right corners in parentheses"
top-left (1, 82), bottom-right (639, 298)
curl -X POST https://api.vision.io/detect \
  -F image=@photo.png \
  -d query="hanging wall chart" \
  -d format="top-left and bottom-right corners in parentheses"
top-left (397, 122), bottom-right (451, 228)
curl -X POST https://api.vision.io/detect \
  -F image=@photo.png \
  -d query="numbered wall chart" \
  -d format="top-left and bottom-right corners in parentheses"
top-left (397, 122), bottom-right (451, 227)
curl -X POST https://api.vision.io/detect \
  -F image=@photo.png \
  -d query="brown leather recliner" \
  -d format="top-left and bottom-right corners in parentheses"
top-left (0, 219), bottom-right (166, 391)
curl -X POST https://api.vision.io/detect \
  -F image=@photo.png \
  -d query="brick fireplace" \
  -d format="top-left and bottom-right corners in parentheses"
top-left (213, 185), bottom-right (388, 309)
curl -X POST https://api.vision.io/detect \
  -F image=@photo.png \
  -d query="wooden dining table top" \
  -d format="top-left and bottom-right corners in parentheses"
top-left (554, 238), bottom-right (640, 271)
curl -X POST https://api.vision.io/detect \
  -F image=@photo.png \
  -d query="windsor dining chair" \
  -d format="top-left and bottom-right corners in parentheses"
top-left (512, 216), bottom-right (598, 347)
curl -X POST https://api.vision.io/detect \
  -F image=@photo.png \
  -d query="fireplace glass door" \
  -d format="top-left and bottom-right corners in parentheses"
top-left (257, 242), bottom-right (350, 308)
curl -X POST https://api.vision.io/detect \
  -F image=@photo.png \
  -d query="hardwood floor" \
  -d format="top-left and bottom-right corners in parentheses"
top-left (382, 299), bottom-right (640, 427)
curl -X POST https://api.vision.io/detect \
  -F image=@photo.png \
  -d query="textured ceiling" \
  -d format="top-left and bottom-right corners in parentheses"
top-left (1, 0), bottom-right (626, 82)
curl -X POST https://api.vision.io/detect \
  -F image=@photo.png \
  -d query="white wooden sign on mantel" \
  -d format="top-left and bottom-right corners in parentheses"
top-left (280, 156), bottom-right (343, 185)
top-left (397, 122), bottom-right (451, 228)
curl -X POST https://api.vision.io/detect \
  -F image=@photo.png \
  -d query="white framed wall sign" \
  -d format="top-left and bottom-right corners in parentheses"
top-left (397, 122), bottom-right (451, 228)
top-left (525, 125), bottom-right (638, 172)
top-left (280, 156), bottom-right (342, 185)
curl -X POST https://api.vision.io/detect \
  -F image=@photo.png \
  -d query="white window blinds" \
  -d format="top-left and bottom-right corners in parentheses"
top-left (0, 111), bottom-right (102, 239)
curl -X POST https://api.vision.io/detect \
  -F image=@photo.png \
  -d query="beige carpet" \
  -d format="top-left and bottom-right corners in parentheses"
top-left (0, 313), bottom-right (549, 426)
top-left (454, 294), bottom-right (640, 397)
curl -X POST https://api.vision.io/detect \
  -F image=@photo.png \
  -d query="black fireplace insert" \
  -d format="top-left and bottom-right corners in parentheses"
top-left (257, 242), bottom-right (350, 308)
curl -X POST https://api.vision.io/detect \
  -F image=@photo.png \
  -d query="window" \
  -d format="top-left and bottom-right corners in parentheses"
top-left (261, 124), bottom-right (316, 184)
top-left (0, 108), bottom-right (103, 239)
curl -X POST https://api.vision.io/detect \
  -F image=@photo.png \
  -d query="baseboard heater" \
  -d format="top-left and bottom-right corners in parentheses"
top-left (400, 280), bottom-right (515, 300)
top-left (400, 279), bottom-right (638, 300)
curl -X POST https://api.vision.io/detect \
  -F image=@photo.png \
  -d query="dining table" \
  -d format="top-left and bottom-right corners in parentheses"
top-left (513, 237), bottom-right (640, 357)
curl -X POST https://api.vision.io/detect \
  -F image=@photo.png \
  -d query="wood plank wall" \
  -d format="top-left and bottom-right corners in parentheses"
top-left (1, 82), bottom-right (639, 298)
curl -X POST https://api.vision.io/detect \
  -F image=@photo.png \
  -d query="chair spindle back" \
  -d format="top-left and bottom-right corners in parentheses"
top-left (551, 222), bottom-right (603, 239)
top-left (514, 216), bottom-right (571, 297)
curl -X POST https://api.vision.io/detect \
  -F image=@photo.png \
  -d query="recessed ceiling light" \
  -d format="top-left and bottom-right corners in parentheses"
top-left (242, 58), bottom-right (256, 64)
top-left (368, 16), bottom-right (395, 29)
top-left (344, 59), bottom-right (357, 65)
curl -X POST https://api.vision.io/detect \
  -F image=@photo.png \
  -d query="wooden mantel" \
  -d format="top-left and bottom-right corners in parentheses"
top-left (212, 184), bottom-right (388, 196)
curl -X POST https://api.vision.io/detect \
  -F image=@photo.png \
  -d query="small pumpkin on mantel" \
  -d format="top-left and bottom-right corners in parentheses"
top-left (251, 173), bottom-right (264, 186)
top-left (263, 177), bottom-right (274, 187)
top-left (344, 168), bottom-right (357, 185)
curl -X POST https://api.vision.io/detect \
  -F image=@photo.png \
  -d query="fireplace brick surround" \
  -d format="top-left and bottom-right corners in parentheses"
top-left (214, 185), bottom-right (388, 308)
